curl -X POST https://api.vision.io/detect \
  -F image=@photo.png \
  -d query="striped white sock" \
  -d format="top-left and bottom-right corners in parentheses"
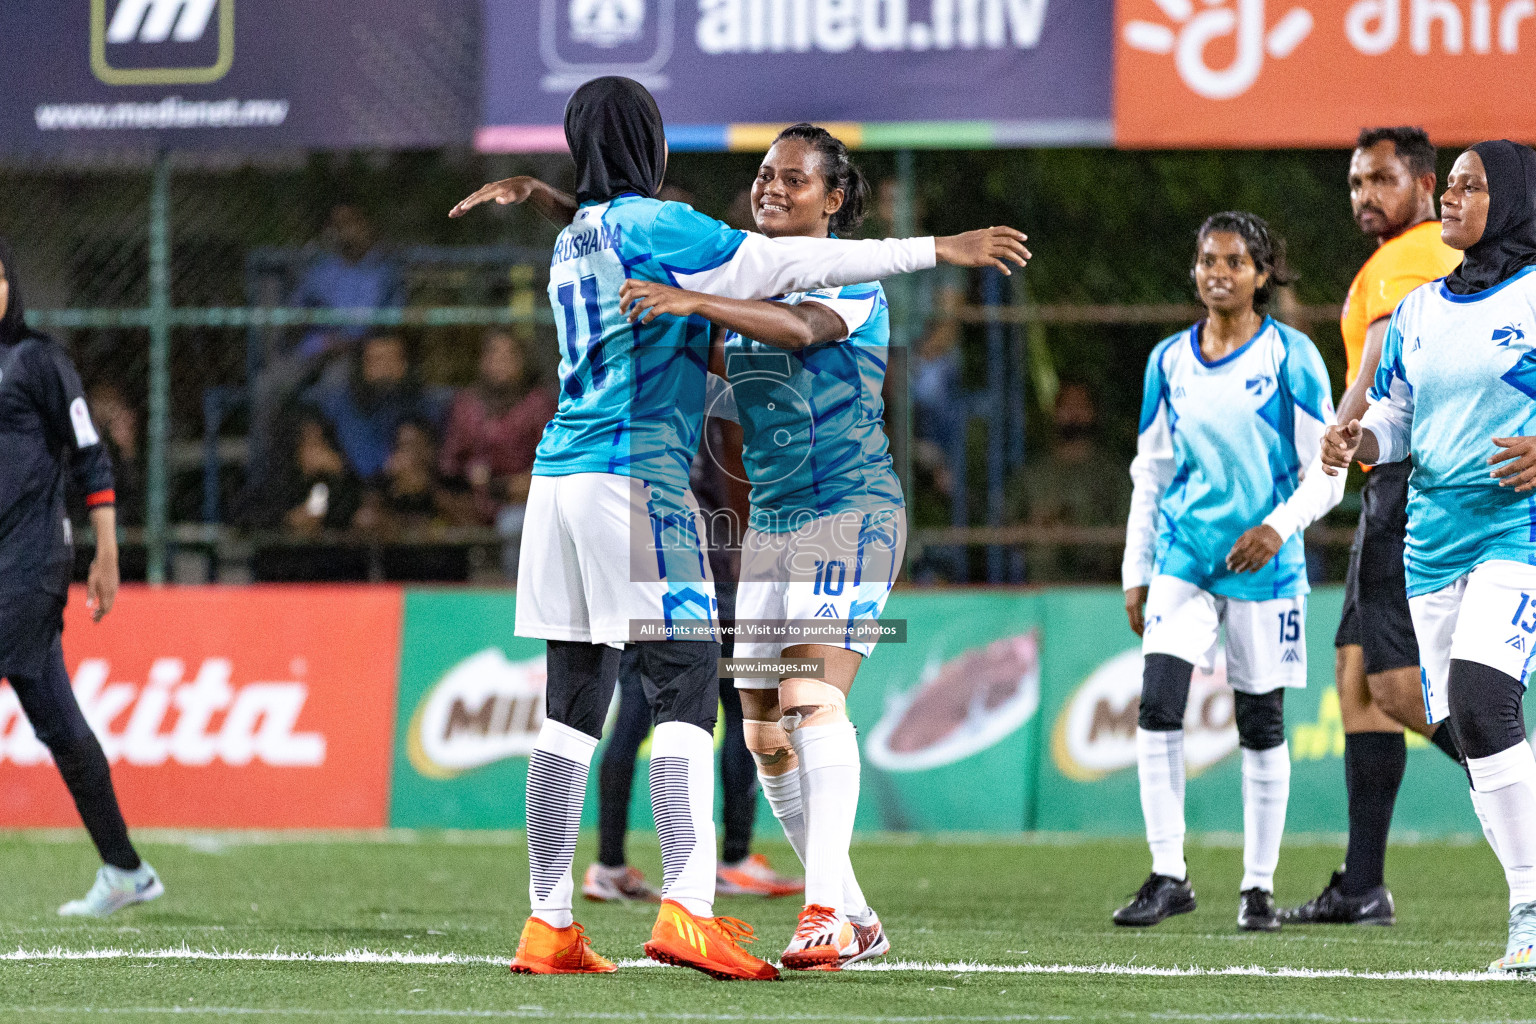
top-left (650, 721), bottom-right (716, 917)
top-left (526, 720), bottom-right (598, 929)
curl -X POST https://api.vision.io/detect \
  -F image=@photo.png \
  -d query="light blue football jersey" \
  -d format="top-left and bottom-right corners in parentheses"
top-left (1130, 317), bottom-right (1335, 601)
top-left (1368, 267), bottom-right (1536, 597)
top-left (720, 283), bottom-right (904, 533)
top-left (534, 196), bottom-right (746, 491)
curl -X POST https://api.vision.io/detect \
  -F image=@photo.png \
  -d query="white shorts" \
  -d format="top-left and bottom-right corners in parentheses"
top-left (1408, 559), bottom-right (1536, 725)
top-left (733, 508), bottom-right (906, 688)
top-left (1141, 574), bottom-right (1307, 694)
top-left (514, 473), bottom-right (716, 646)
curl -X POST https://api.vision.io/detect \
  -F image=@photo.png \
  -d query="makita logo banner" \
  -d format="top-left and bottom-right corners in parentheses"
top-left (0, 657), bottom-right (325, 768)
top-left (0, 586), bottom-right (401, 828)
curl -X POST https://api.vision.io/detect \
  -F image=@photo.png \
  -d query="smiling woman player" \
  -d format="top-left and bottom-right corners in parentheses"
top-left (450, 78), bottom-right (1029, 980)
top-left (618, 124), bottom-right (905, 971)
top-left (1118, 213), bottom-right (1344, 932)
top-left (1322, 141), bottom-right (1536, 973)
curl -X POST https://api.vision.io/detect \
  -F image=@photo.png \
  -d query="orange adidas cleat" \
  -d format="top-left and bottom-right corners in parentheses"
top-left (716, 853), bottom-right (804, 898)
top-left (509, 917), bottom-right (618, 974)
top-left (780, 904), bottom-right (851, 971)
top-left (643, 899), bottom-right (780, 981)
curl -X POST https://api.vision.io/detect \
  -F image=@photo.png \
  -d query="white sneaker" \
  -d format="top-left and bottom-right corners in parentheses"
top-left (58, 863), bottom-right (164, 918)
top-left (1490, 900), bottom-right (1536, 973)
top-left (581, 863), bottom-right (661, 903)
top-left (842, 908), bottom-right (892, 967)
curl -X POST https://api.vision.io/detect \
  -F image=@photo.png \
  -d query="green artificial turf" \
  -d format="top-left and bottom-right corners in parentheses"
top-left (0, 830), bottom-right (1529, 1022)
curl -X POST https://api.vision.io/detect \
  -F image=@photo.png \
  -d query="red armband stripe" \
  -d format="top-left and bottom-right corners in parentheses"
top-left (86, 489), bottom-right (116, 507)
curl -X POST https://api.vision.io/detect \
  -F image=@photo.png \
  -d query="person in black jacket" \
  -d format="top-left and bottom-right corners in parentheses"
top-left (0, 241), bottom-right (162, 916)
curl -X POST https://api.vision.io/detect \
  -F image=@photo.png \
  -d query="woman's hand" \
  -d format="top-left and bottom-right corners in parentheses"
top-left (85, 506), bottom-right (119, 623)
top-left (1321, 420), bottom-right (1364, 474)
top-left (934, 228), bottom-right (1031, 275)
top-left (1125, 585), bottom-right (1149, 637)
top-left (620, 279), bottom-right (702, 324)
top-left (1226, 524), bottom-right (1283, 574)
top-left (450, 177), bottom-right (540, 218)
top-left (1491, 436), bottom-right (1536, 491)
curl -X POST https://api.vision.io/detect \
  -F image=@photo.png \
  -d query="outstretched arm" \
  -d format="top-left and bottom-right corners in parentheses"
top-left (618, 280), bottom-right (847, 350)
top-left (448, 176), bottom-right (578, 227)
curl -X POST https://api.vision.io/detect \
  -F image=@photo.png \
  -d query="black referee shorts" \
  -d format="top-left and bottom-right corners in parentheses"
top-left (0, 587), bottom-right (66, 683)
top-left (1334, 459), bottom-right (1419, 675)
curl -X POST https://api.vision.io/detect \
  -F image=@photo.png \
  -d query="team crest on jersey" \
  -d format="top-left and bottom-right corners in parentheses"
top-left (1494, 324), bottom-right (1527, 346)
top-left (1244, 374), bottom-right (1274, 396)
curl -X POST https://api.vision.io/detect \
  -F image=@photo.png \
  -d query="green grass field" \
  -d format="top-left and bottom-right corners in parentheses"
top-left (0, 830), bottom-right (1530, 1023)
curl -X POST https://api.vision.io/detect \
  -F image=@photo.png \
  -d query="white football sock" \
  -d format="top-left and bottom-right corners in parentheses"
top-left (791, 719), bottom-right (862, 914)
top-left (1137, 728), bottom-right (1187, 881)
top-left (526, 719), bottom-right (598, 929)
top-left (759, 765), bottom-right (867, 917)
top-left (649, 721), bottom-right (717, 917)
top-left (758, 769), bottom-right (807, 863)
top-left (1472, 786), bottom-right (1502, 859)
top-left (1240, 742), bottom-right (1291, 893)
top-left (1468, 743), bottom-right (1536, 909)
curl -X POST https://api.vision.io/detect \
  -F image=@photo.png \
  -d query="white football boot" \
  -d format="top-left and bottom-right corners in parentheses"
top-left (781, 904), bottom-right (891, 971)
top-left (1490, 900), bottom-right (1536, 973)
top-left (58, 862), bottom-right (164, 918)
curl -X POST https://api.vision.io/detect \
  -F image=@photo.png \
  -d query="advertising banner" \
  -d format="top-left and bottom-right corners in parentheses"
top-left (1034, 588), bottom-right (1515, 835)
top-left (0, 0), bottom-right (478, 154)
top-left (478, 0), bottom-right (1114, 152)
top-left (1114, 0), bottom-right (1536, 146)
top-left (0, 586), bottom-right (401, 828)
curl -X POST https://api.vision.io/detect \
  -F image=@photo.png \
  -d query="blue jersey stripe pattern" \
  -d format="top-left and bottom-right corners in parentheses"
top-left (1136, 317), bottom-right (1333, 600)
top-left (535, 196), bottom-right (747, 491)
top-left (1369, 269), bottom-right (1536, 596)
top-left (722, 282), bottom-right (904, 533)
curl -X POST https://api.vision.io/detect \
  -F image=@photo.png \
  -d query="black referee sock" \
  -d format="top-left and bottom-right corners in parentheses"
top-left (1340, 731), bottom-right (1406, 896)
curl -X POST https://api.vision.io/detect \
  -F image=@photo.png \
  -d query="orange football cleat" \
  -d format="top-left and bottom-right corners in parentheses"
top-left (509, 917), bottom-right (617, 975)
top-left (643, 899), bottom-right (780, 981)
top-left (716, 853), bottom-right (804, 898)
top-left (780, 904), bottom-right (851, 971)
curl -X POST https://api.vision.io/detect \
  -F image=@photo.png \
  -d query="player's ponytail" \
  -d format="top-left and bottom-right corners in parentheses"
top-left (773, 123), bottom-right (868, 236)
top-left (1194, 211), bottom-right (1297, 312)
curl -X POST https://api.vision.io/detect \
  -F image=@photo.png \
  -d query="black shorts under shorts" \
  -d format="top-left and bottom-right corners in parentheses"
top-left (1334, 458), bottom-right (1419, 674)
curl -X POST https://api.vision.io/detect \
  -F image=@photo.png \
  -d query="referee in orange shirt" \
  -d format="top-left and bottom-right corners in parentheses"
top-left (1285, 128), bottom-right (1465, 925)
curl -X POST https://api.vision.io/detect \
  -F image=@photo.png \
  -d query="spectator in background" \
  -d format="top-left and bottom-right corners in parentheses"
top-left (251, 415), bottom-right (369, 583)
top-left (1007, 382), bottom-right (1130, 583)
top-left (304, 333), bottom-right (450, 482)
top-left (355, 419), bottom-right (469, 581)
top-left (241, 205), bottom-right (406, 517)
top-left (85, 383), bottom-right (142, 529)
top-left (438, 330), bottom-right (556, 526)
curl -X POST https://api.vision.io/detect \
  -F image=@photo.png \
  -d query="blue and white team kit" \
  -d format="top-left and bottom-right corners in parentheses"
top-left (1124, 317), bottom-right (1343, 692)
top-left (706, 284), bottom-right (907, 682)
top-left (1362, 267), bottom-right (1536, 722)
top-left (515, 195), bottom-right (931, 647)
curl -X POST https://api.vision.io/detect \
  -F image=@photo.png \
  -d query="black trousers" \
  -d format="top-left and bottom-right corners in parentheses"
top-left (8, 634), bottom-right (139, 871)
top-left (596, 651), bottom-right (757, 868)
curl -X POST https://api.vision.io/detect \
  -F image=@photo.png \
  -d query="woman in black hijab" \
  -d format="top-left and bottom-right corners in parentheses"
top-left (1442, 139), bottom-right (1536, 294)
top-left (1321, 140), bottom-right (1536, 972)
top-left (0, 241), bottom-right (162, 917)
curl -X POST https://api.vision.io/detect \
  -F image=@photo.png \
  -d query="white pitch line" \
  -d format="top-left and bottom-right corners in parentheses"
top-left (0, 947), bottom-right (1524, 983)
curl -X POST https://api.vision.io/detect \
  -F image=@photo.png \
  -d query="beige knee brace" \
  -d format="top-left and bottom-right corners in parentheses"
top-left (742, 718), bottom-right (797, 775)
top-left (778, 678), bottom-right (848, 732)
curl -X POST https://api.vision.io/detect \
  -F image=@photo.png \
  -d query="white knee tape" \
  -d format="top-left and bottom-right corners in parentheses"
top-left (778, 678), bottom-right (847, 733)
